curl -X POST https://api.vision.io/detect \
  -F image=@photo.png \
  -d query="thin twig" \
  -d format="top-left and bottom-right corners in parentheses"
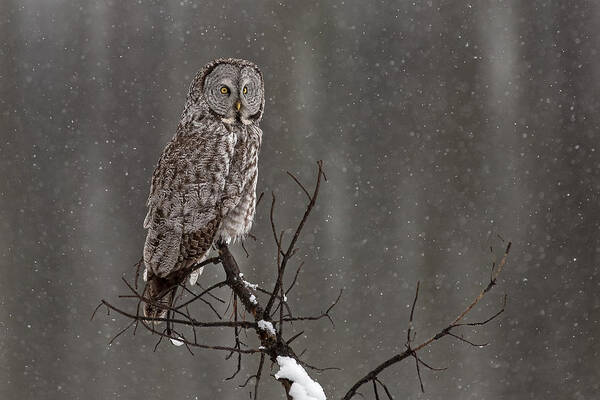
top-left (282, 289), bottom-right (342, 327)
top-left (286, 262), bottom-right (304, 296)
top-left (413, 353), bottom-right (424, 393)
top-left (264, 161), bottom-right (324, 318)
top-left (286, 330), bottom-right (304, 345)
top-left (175, 281), bottom-right (228, 310)
top-left (286, 171), bottom-right (311, 201)
top-left (447, 332), bottom-right (488, 347)
top-left (108, 320), bottom-right (135, 345)
top-left (373, 379), bottom-right (380, 400)
top-left (100, 300), bottom-right (255, 329)
top-left (407, 281), bottom-right (420, 344)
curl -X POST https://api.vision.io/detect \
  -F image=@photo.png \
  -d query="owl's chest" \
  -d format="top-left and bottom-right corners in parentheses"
top-left (228, 125), bottom-right (261, 171)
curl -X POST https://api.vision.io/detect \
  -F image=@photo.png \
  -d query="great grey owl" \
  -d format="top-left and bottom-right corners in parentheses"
top-left (142, 58), bottom-right (264, 320)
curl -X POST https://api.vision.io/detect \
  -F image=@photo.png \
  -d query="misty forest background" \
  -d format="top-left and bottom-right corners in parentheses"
top-left (1, 1), bottom-right (599, 399)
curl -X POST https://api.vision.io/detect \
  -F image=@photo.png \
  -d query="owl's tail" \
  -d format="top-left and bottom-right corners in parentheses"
top-left (142, 272), bottom-right (176, 324)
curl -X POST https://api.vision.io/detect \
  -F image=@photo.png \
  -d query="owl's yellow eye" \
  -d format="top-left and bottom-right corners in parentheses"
top-left (243, 86), bottom-right (248, 94)
top-left (220, 86), bottom-right (229, 94)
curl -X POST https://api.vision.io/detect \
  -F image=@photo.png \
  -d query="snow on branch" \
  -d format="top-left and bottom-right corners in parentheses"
top-left (275, 356), bottom-right (326, 400)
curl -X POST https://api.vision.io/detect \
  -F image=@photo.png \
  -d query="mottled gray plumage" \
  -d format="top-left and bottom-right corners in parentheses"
top-left (142, 58), bottom-right (264, 320)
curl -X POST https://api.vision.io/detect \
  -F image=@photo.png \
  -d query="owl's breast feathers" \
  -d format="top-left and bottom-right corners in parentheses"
top-left (143, 120), bottom-right (261, 279)
top-left (217, 124), bottom-right (262, 244)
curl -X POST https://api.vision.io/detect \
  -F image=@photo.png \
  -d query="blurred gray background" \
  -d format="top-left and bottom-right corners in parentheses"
top-left (1, 0), bottom-right (599, 399)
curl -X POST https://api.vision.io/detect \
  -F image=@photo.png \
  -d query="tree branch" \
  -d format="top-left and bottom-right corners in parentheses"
top-left (95, 160), bottom-right (511, 400)
top-left (341, 242), bottom-right (511, 400)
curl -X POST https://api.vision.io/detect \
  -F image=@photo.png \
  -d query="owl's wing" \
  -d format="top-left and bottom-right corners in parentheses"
top-left (143, 121), bottom-right (236, 279)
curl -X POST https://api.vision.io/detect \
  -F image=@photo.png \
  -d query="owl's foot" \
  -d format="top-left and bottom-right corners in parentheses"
top-left (142, 275), bottom-right (176, 326)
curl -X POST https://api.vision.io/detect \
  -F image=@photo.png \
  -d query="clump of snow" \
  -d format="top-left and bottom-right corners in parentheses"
top-left (239, 272), bottom-right (258, 290)
top-left (170, 334), bottom-right (184, 347)
top-left (275, 356), bottom-right (326, 400)
top-left (143, 268), bottom-right (148, 282)
top-left (244, 280), bottom-right (258, 290)
top-left (249, 294), bottom-right (257, 304)
top-left (257, 320), bottom-right (276, 335)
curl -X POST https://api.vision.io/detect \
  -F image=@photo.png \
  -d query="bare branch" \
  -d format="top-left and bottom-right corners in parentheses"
top-left (286, 330), bottom-right (304, 345)
top-left (175, 256), bottom-right (222, 283)
top-left (282, 289), bottom-right (342, 327)
top-left (264, 161), bottom-right (325, 317)
top-left (373, 379), bottom-right (380, 400)
top-left (108, 320), bottom-right (135, 346)
top-left (269, 192), bottom-right (281, 251)
top-left (90, 302), bottom-right (104, 321)
top-left (175, 281), bottom-right (228, 310)
top-left (413, 352), bottom-right (424, 393)
top-left (286, 262), bottom-right (304, 296)
top-left (447, 332), bottom-right (489, 347)
top-left (375, 378), bottom-right (394, 400)
top-left (255, 191), bottom-right (265, 208)
top-left (99, 300), bottom-right (255, 329)
top-left (452, 242), bottom-right (511, 325)
top-left (341, 242), bottom-right (512, 400)
top-left (225, 295), bottom-right (243, 381)
top-left (286, 171), bottom-right (311, 201)
top-left (454, 294), bottom-right (507, 327)
top-left (416, 357), bottom-right (447, 372)
top-left (407, 281), bottom-right (420, 344)
top-left (97, 161), bottom-right (509, 400)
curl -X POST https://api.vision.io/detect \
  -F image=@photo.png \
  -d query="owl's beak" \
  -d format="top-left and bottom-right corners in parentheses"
top-left (235, 100), bottom-right (241, 111)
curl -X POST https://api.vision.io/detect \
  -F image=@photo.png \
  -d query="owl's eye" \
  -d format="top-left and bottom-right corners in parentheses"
top-left (220, 86), bottom-right (229, 95)
top-left (243, 86), bottom-right (248, 95)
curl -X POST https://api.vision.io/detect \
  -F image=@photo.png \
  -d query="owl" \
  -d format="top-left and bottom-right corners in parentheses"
top-left (141, 58), bottom-right (264, 320)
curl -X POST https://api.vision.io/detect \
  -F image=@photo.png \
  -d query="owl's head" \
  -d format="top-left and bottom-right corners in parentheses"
top-left (188, 58), bottom-right (264, 125)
